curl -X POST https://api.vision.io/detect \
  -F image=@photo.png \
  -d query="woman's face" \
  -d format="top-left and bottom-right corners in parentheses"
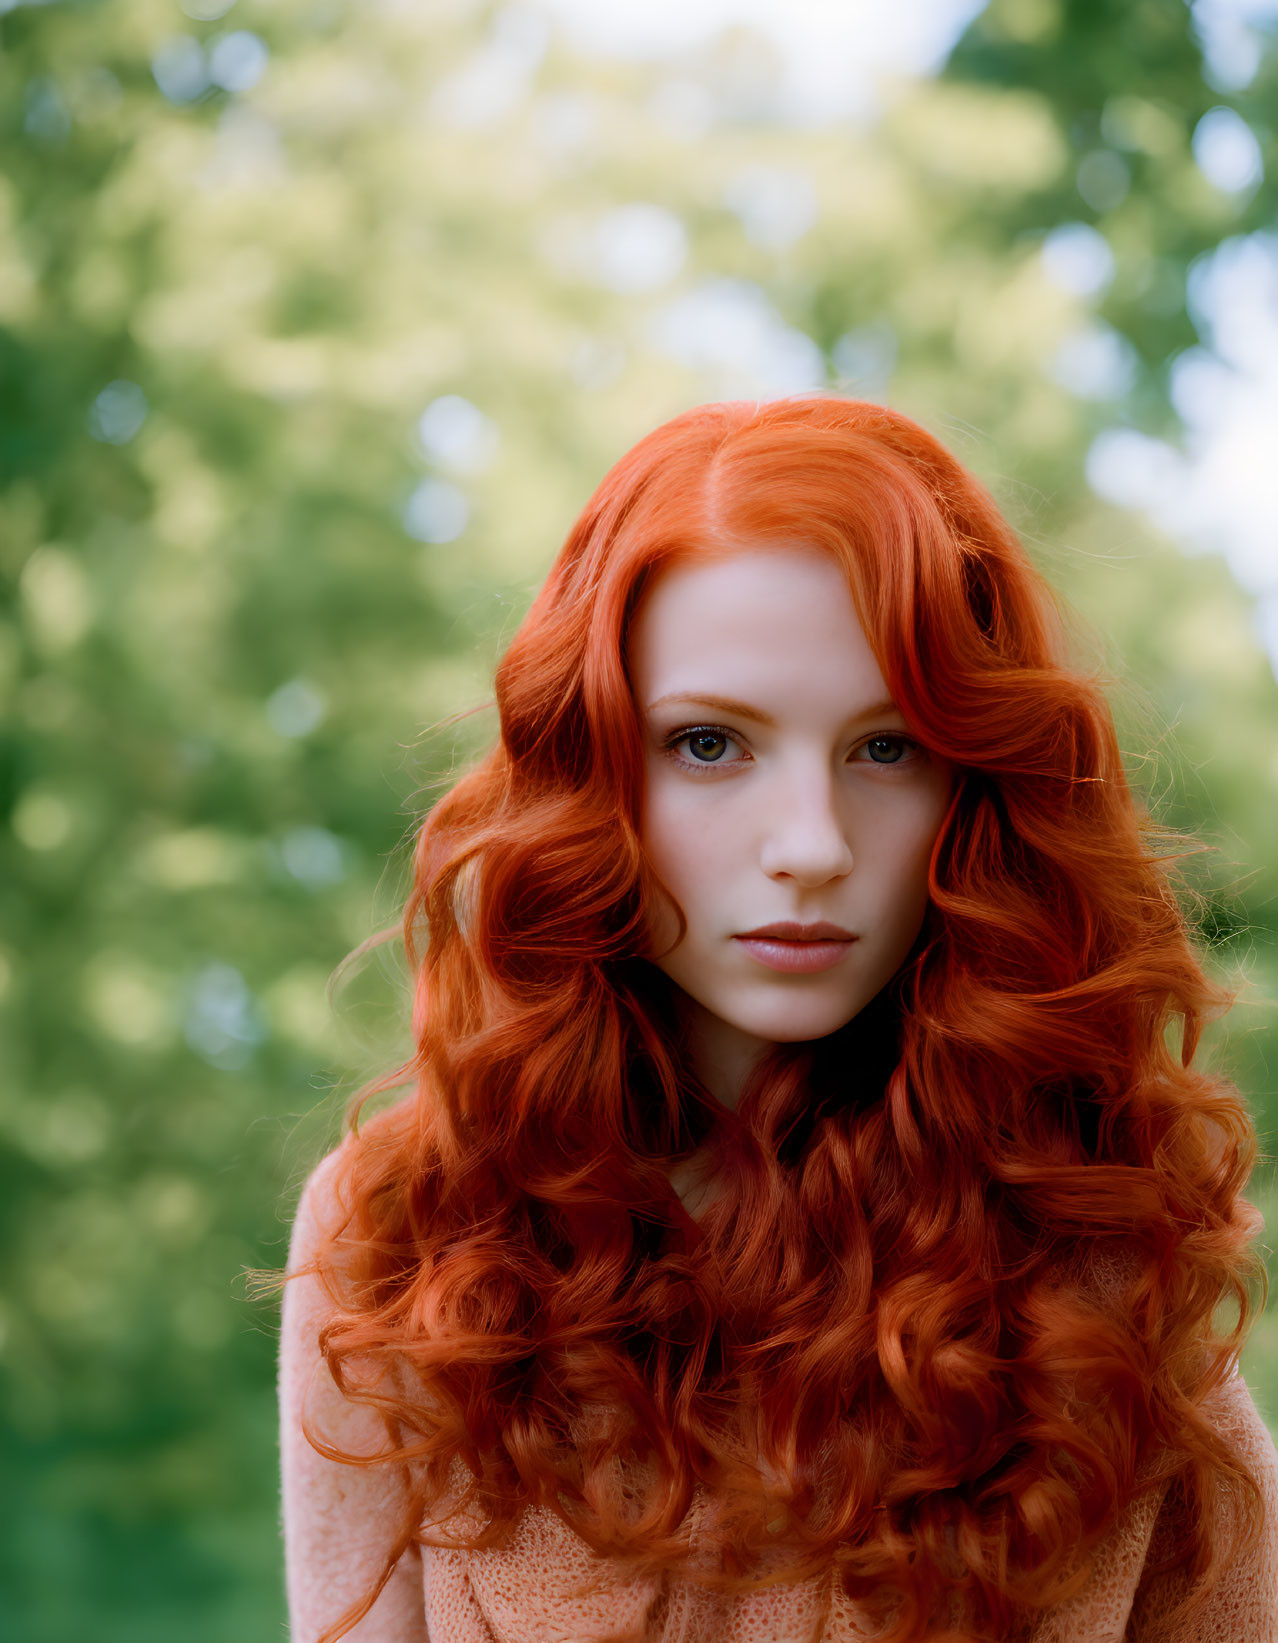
top-left (627, 545), bottom-right (953, 1103)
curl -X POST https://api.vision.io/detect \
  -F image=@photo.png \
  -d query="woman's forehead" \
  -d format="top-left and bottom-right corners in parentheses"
top-left (627, 548), bottom-right (887, 710)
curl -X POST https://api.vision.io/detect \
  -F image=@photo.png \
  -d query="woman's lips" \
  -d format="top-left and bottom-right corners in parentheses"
top-left (733, 936), bottom-right (856, 974)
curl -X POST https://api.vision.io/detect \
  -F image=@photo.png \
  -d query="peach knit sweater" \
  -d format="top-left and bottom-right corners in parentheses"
top-left (280, 1148), bottom-right (1278, 1642)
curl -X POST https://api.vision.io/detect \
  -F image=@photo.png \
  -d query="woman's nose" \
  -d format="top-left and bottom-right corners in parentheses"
top-left (758, 768), bottom-right (854, 886)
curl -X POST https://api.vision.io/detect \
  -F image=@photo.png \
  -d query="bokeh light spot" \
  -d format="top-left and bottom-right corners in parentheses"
top-left (1170, 346), bottom-right (1236, 427)
top-left (266, 677), bottom-right (327, 737)
top-left (24, 78), bottom-right (71, 144)
top-left (1100, 94), bottom-right (1180, 158)
top-left (417, 395), bottom-right (500, 474)
top-left (141, 1173), bottom-right (210, 1240)
top-left (1185, 232), bottom-right (1278, 372)
top-left (1085, 428), bottom-right (1185, 510)
top-left (265, 964), bottom-right (339, 1051)
top-left (649, 277), bottom-right (824, 396)
top-left (152, 36), bottom-right (209, 104)
top-left (12, 786), bottom-right (73, 851)
top-left (82, 952), bottom-right (174, 1048)
top-left (19, 545), bottom-right (93, 653)
top-left (831, 322), bottom-right (897, 394)
top-left (404, 478), bottom-right (469, 544)
top-left (1076, 148), bottom-right (1130, 212)
top-left (1192, 0), bottom-right (1264, 91)
top-left (1193, 106), bottom-right (1263, 195)
top-left (280, 826), bottom-right (346, 887)
top-left (429, 3), bottom-right (549, 128)
top-left (138, 827), bottom-right (247, 891)
top-left (592, 204), bottom-right (687, 294)
top-left (1040, 222), bottom-right (1115, 297)
top-left (1049, 322), bottom-right (1138, 400)
top-left (208, 31), bottom-right (269, 94)
top-left (569, 335), bottom-right (626, 390)
top-left (184, 962), bottom-right (266, 1068)
top-left (87, 379), bottom-right (148, 445)
top-left (722, 165), bottom-right (818, 252)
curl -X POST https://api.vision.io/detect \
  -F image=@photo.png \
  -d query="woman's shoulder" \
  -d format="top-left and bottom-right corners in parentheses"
top-left (1121, 1366), bottom-right (1278, 1640)
top-left (288, 1095), bottom-right (420, 1262)
top-left (279, 1112), bottom-right (434, 1643)
top-left (287, 1135), bottom-right (358, 1272)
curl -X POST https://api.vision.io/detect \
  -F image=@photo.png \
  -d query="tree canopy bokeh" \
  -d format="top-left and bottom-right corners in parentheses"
top-left (2, 0), bottom-right (1276, 1635)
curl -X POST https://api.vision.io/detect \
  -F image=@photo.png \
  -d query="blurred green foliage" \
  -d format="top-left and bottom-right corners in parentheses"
top-left (2, 0), bottom-right (1276, 1635)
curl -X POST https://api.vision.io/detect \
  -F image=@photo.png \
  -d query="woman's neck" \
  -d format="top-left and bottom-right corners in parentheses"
top-left (679, 995), bottom-right (773, 1112)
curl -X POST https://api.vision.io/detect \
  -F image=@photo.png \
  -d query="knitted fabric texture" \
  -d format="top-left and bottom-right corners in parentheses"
top-left (280, 1150), bottom-right (1278, 1643)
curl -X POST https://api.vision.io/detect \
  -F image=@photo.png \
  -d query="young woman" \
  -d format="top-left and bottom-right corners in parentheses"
top-left (277, 396), bottom-right (1278, 1642)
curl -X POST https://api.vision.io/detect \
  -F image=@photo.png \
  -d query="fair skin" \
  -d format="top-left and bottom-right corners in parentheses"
top-left (626, 546), bottom-right (954, 1161)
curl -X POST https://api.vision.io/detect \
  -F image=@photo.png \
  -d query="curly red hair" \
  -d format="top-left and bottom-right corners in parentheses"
top-left (282, 397), bottom-right (1268, 1642)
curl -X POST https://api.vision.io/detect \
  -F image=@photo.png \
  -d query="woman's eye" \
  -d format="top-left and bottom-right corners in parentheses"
top-left (665, 727), bottom-right (742, 767)
top-left (861, 735), bottom-right (913, 764)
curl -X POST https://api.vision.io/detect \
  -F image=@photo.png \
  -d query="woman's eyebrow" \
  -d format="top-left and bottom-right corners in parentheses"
top-left (645, 692), bottom-right (901, 725)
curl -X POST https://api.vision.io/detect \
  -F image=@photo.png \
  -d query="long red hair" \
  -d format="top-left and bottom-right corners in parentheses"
top-left (282, 397), bottom-right (1268, 1642)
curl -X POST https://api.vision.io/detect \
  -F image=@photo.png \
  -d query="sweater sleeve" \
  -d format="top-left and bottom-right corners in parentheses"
top-left (279, 1143), bottom-right (431, 1643)
top-left (1128, 1367), bottom-right (1278, 1643)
